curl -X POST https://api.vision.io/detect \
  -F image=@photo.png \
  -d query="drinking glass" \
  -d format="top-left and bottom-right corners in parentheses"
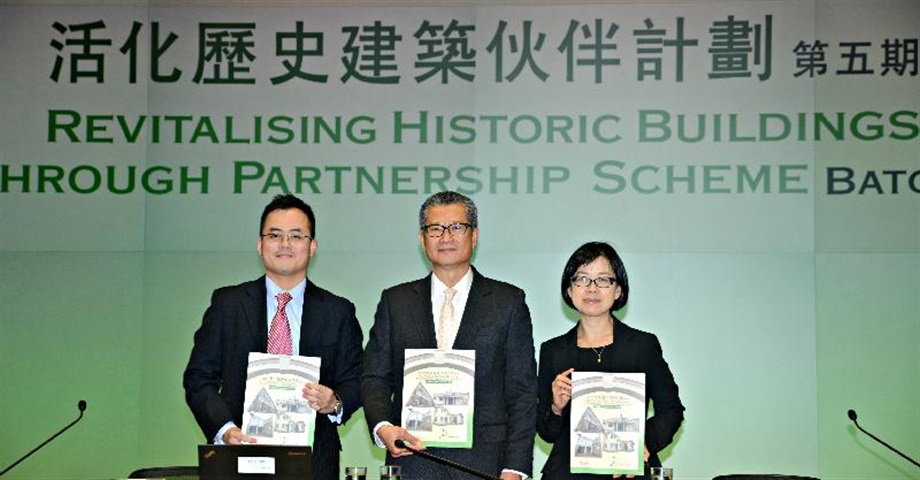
top-left (379, 465), bottom-right (401, 480)
top-left (650, 466), bottom-right (673, 480)
top-left (344, 466), bottom-right (367, 480)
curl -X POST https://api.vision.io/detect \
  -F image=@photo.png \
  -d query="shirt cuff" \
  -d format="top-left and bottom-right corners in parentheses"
top-left (372, 421), bottom-right (394, 448)
top-left (326, 411), bottom-right (343, 424)
top-left (502, 468), bottom-right (528, 479)
top-left (214, 421), bottom-right (235, 444)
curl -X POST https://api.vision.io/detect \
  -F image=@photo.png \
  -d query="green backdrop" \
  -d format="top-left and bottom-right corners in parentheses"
top-left (1, 1), bottom-right (918, 479)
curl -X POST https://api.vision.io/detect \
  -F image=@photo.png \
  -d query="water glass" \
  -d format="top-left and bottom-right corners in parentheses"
top-left (344, 466), bottom-right (367, 480)
top-left (379, 465), bottom-right (402, 480)
top-left (651, 466), bottom-right (673, 480)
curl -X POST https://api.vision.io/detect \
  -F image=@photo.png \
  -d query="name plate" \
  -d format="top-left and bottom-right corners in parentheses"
top-left (238, 456), bottom-right (276, 475)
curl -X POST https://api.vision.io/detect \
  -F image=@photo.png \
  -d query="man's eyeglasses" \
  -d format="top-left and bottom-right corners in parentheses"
top-left (260, 231), bottom-right (312, 244)
top-left (421, 222), bottom-right (473, 238)
top-left (571, 275), bottom-right (617, 288)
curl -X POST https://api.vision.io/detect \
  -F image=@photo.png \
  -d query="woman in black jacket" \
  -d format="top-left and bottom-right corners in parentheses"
top-left (537, 241), bottom-right (685, 479)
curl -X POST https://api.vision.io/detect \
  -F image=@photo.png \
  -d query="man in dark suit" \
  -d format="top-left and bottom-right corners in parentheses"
top-left (362, 191), bottom-right (537, 480)
top-left (184, 194), bottom-right (363, 480)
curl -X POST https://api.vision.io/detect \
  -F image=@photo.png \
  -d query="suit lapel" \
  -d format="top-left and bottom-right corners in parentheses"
top-left (561, 325), bottom-right (579, 369)
top-left (244, 277), bottom-right (269, 353)
top-left (299, 282), bottom-right (323, 353)
top-left (414, 275), bottom-right (438, 348)
top-left (452, 268), bottom-right (490, 349)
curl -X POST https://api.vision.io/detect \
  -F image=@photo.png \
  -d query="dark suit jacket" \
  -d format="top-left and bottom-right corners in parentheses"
top-left (183, 276), bottom-right (364, 480)
top-left (536, 320), bottom-right (684, 479)
top-left (361, 267), bottom-right (537, 480)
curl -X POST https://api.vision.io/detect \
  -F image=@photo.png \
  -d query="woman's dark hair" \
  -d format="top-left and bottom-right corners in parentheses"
top-left (561, 241), bottom-right (629, 312)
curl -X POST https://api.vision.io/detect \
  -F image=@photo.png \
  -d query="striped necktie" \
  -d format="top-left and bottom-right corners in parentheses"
top-left (267, 292), bottom-right (293, 355)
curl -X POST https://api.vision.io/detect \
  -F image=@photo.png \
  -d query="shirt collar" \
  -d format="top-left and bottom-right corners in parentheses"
top-left (430, 267), bottom-right (473, 300)
top-left (265, 276), bottom-right (307, 300)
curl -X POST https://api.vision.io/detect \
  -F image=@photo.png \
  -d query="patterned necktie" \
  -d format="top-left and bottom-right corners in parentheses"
top-left (437, 288), bottom-right (457, 350)
top-left (267, 292), bottom-right (293, 355)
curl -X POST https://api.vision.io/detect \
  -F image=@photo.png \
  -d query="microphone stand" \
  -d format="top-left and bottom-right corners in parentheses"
top-left (394, 440), bottom-right (502, 480)
top-left (848, 409), bottom-right (920, 468)
top-left (0, 400), bottom-right (87, 477)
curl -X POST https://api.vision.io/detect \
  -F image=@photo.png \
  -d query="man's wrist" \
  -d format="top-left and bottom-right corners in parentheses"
top-left (215, 422), bottom-right (236, 444)
top-left (501, 468), bottom-right (527, 480)
top-left (372, 421), bottom-right (394, 448)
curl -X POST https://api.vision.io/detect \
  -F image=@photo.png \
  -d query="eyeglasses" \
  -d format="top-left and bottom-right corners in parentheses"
top-left (421, 222), bottom-right (473, 238)
top-left (571, 275), bottom-right (617, 288)
top-left (260, 231), bottom-right (312, 244)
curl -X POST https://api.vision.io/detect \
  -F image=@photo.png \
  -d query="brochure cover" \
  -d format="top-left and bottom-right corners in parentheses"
top-left (401, 349), bottom-right (475, 448)
top-left (569, 372), bottom-right (646, 475)
top-left (242, 352), bottom-right (321, 446)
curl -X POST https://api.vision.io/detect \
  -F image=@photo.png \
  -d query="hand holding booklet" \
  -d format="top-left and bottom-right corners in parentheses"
top-left (241, 352), bottom-right (322, 446)
top-left (570, 372), bottom-right (646, 476)
top-left (401, 349), bottom-right (476, 448)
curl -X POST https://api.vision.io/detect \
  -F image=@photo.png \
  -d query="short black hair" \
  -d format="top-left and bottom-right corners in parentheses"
top-left (259, 194), bottom-right (316, 238)
top-left (561, 241), bottom-right (629, 312)
top-left (418, 191), bottom-right (478, 228)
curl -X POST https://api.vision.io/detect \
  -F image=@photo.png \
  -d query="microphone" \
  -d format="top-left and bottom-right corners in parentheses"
top-left (0, 400), bottom-right (87, 477)
top-left (393, 439), bottom-right (501, 480)
top-left (847, 409), bottom-right (920, 468)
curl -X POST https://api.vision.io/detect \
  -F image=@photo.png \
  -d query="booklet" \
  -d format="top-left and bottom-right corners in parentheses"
top-left (569, 372), bottom-right (646, 475)
top-left (401, 349), bottom-right (476, 448)
top-left (241, 352), bottom-right (321, 446)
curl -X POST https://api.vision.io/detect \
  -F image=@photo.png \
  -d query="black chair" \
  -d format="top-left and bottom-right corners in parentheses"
top-left (128, 466), bottom-right (199, 479)
top-left (713, 475), bottom-right (819, 480)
